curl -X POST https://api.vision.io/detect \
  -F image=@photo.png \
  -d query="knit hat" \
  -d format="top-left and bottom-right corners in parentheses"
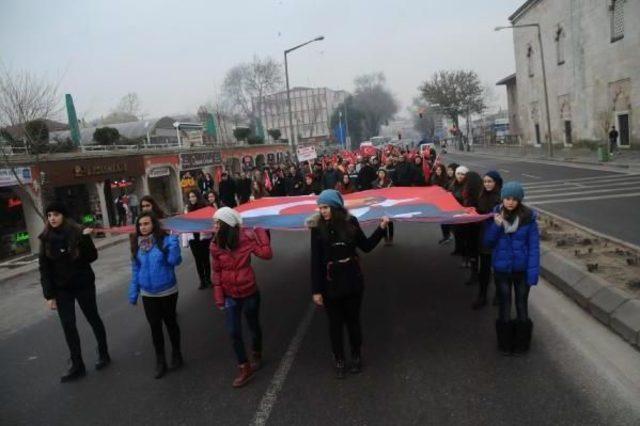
top-left (501, 181), bottom-right (525, 201)
top-left (484, 170), bottom-right (503, 188)
top-left (455, 166), bottom-right (469, 176)
top-left (317, 189), bottom-right (344, 208)
top-left (213, 207), bottom-right (243, 227)
top-left (45, 200), bottom-right (68, 216)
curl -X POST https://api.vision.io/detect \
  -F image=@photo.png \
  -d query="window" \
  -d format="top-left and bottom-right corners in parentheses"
top-left (610, 0), bottom-right (625, 42)
top-left (555, 26), bottom-right (565, 65)
top-left (527, 45), bottom-right (534, 77)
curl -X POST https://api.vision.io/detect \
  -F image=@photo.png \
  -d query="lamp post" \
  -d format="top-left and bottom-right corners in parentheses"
top-left (495, 24), bottom-right (553, 157)
top-left (284, 35), bottom-right (324, 155)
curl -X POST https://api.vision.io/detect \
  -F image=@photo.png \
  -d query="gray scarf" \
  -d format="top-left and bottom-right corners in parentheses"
top-left (503, 215), bottom-right (520, 234)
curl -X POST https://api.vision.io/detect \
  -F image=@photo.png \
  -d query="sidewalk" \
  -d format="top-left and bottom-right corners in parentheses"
top-left (460, 144), bottom-right (640, 171)
top-left (0, 233), bottom-right (130, 284)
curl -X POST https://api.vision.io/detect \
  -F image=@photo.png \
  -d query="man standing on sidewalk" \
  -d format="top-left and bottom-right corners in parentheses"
top-left (609, 126), bottom-right (619, 155)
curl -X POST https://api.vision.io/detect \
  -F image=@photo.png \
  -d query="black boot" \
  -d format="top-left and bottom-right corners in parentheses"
top-left (95, 350), bottom-right (111, 370)
top-left (154, 354), bottom-right (167, 379)
top-left (335, 358), bottom-right (346, 379)
top-left (349, 356), bottom-right (362, 374)
top-left (495, 320), bottom-right (514, 356)
top-left (170, 351), bottom-right (184, 370)
top-left (61, 357), bottom-right (86, 383)
top-left (513, 319), bottom-right (533, 355)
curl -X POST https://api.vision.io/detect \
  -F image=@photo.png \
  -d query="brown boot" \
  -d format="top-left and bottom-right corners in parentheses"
top-left (232, 363), bottom-right (254, 388)
top-left (250, 351), bottom-right (262, 371)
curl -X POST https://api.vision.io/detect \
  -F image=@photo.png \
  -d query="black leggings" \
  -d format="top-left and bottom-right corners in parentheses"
top-left (324, 292), bottom-right (363, 360)
top-left (385, 221), bottom-right (395, 241)
top-left (142, 293), bottom-right (181, 357)
top-left (56, 284), bottom-right (108, 362)
top-left (189, 239), bottom-right (212, 286)
top-left (478, 253), bottom-right (493, 297)
top-left (495, 272), bottom-right (530, 321)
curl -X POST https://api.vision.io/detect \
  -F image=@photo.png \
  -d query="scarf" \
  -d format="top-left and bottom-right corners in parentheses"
top-left (503, 215), bottom-right (520, 234)
top-left (138, 235), bottom-right (155, 252)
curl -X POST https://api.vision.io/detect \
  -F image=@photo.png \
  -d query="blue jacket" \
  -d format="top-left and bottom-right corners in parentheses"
top-left (483, 206), bottom-right (540, 285)
top-left (128, 235), bottom-right (182, 304)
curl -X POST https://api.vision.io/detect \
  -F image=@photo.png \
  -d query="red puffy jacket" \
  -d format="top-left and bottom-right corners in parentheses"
top-left (211, 227), bottom-right (272, 307)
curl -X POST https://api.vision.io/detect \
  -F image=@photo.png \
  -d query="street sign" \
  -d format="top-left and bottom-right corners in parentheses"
top-left (296, 146), bottom-right (317, 162)
top-left (148, 166), bottom-right (171, 178)
top-left (0, 167), bottom-right (32, 187)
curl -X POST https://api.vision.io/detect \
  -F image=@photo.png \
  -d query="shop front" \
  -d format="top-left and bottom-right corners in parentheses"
top-left (0, 167), bottom-right (33, 260)
top-left (179, 150), bottom-right (222, 202)
top-left (143, 154), bottom-right (181, 215)
top-left (39, 155), bottom-right (145, 228)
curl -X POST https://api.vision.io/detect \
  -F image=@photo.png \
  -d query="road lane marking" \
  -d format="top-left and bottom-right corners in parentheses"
top-left (525, 180), bottom-right (640, 194)
top-left (523, 175), bottom-right (640, 189)
top-left (527, 186), bottom-right (640, 200)
top-left (529, 192), bottom-right (640, 205)
top-left (253, 303), bottom-right (316, 426)
top-left (522, 173), bottom-right (638, 187)
top-left (521, 173), bottom-right (541, 179)
top-left (499, 169), bottom-right (510, 173)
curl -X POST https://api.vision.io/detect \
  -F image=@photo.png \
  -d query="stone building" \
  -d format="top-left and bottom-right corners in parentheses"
top-left (501, 0), bottom-right (639, 149)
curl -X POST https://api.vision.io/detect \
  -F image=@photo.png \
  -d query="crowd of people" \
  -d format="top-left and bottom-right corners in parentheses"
top-left (37, 144), bottom-right (540, 387)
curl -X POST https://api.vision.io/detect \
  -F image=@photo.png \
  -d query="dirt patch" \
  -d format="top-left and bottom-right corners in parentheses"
top-left (539, 215), bottom-right (640, 296)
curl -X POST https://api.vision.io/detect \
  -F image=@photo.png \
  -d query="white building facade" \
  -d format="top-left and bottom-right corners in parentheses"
top-left (255, 87), bottom-right (348, 144)
top-left (508, 0), bottom-right (639, 148)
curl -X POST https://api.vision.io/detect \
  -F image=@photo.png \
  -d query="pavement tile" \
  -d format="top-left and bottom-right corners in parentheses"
top-left (611, 299), bottom-right (640, 346)
top-left (588, 286), bottom-right (631, 326)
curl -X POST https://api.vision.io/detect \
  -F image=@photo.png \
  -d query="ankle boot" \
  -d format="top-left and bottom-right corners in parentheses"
top-left (349, 356), bottom-right (362, 374)
top-left (154, 354), bottom-right (167, 379)
top-left (250, 351), bottom-right (262, 371)
top-left (170, 351), bottom-right (183, 370)
top-left (335, 359), bottom-right (346, 379)
top-left (232, 363), bottom-right (254, 388)
top-left (495, 320), bottom-right (514, 356)
top-left (61, 358), bottom-right (86, 383)
top-left (95, 351), bottom-right (111, 370)
top-left (513, 319), bottom-right (533, 355)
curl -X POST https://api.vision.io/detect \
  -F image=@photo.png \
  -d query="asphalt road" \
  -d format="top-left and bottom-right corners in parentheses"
top-left (445, 153), bottom-right (640, 246)
top-left (2, 225), bottom-right (640, 426)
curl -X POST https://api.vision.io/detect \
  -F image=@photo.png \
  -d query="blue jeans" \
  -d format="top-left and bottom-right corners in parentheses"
top-left (224, 292), bottom-right (262, 364)
top-left (495, 271), bottom-right (530, 321)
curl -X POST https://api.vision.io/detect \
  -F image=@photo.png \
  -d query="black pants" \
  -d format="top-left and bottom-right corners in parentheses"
top-left (385, 221), bottom-right (395, 241)
top-left (142, 293), bottom-right (181, 357)
top-left (324, 292), bottom-right (363, 361)
top-left (224, 292), bottom-right (262, 364)
top-left (440, 224), bottom-right (451, 240)
top-left (495, 272), bottom-right (530, 321)
top-left (189, 239), bottom-right (212, 287)
top-left (478, 253), bottom-right (493, 298)
top-left (56, 284), bottom-right (108, 362)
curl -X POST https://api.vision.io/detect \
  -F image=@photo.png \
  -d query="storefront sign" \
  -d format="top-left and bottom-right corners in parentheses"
top-left (39, 156), bottom-right (145, 186)
top-left (180, 152), bottom-right (215, 170)
top-left (0, 167), bottom-right (32, 187)
top-left (148, 166), bottom-right (171, 178)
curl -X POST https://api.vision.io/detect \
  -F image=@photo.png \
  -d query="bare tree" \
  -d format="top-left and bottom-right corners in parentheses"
top-left (420, 70), bottom-right (486, 137)
top-left (115, 92), bottom-right (142, 118)
top-left (222, 56), bottom-right (283, 121)
top-left (410, 97), bottom-right (436, 139)
top-left (0, 67), bottom-right (63, 220)
top-left (352, 72), bottom-right (398, 139)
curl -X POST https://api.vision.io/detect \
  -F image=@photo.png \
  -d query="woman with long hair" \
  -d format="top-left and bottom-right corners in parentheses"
top-left (211, 207), bottom-right (272, 388)
top-left (308, 190), bottom-right (389, 378)
top-left (484, 182), bottom-right (540, 355)
top-left (186, 190), bottom-right (213, 289)
top-left (140, 195), bottom-right (167, 219)
top-left (448, 165), bottom-right (467, 256)
top-left (472, 171), bottom-right (503, 309)
top-left (429, 163), bottom-right (449, 188)
top-left (129, 212), bottom-right (183, 378)
top-left (337, 173), bottom-right (356, 195)
top-left (372, 169), bottom-right (395, 246)
top-left (459, 171), bottom-right (484, 284)
top-left (39, 201), bottom-right (110, 382)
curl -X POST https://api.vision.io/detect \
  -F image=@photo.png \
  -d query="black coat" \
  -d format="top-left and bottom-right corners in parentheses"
top-left (310, 215), bottom-right (384, 298)
top-left (357, 165), bottom-right (377, 191)
top-left (322, 169), bottom-right (342, 191)
top-left (394, 162), bottom-right (415, 187)
top-left (219, 179), bottom-right (237, 208)
top-left (39, 226), bottom-right (98, 300)
top-left (237, 178), bottom-right (252, 203)
top-left (284, 173), bottom-right (304, 196)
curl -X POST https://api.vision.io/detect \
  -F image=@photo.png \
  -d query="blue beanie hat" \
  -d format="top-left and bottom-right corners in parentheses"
top-left (501, 181), bottom-right (525, 201)
top-left (484, 170), bottom-right (503, 188)
top-left (317, 189), bottom-right (344, 208)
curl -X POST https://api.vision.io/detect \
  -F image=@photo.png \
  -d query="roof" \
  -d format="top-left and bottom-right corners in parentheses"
top-left (49, 116), bottom-right (178, 144)
top-left (509, 0), bottom-right (542, 23)
top-left (2, 119), bottom-right (69, 139)
top-left (496, 73), bottom-right (517, 86)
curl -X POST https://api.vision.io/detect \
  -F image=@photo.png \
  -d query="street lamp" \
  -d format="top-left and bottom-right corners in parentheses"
top-left (284, 36), bottom-right (325, 154)
top-left (495, 24), bottom-right (553, 157)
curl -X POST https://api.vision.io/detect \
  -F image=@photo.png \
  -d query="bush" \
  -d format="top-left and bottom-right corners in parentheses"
top-left (233, 127), bottom-right (251, 142)
top-left (93, 127), bottom-right (120, 145)
top-left (268, 128), bottom-right (281, 141)
top-left (247, 134), bottom-right (265, 145)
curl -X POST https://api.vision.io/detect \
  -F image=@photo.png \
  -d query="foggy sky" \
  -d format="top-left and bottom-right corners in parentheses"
top-left (1, 0), bottom-right (523, 121)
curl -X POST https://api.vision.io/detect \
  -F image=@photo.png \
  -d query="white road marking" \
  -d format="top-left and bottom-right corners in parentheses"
top-left (499, 169), bottom-right (510, 173)
top-left (253, 303), bottom-right (316, 426)
top-left (529, 192), bottom-right (640, 205)
top-left (521, 173), bottom-right (541, 179)
top-left (525, 180), bottom-right (640, 195)
top-left (522, 173), bottom-right (638, 187)
top-left (527, 186), bottom-right (640, 200)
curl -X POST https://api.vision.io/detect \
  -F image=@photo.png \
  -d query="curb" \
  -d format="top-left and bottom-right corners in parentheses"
top-left (449, 149), bottom-right (639, 172)
top-left (0, 234), bottom-right (130, 284)
top-left (540, 242), bottom-right (639, 347)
